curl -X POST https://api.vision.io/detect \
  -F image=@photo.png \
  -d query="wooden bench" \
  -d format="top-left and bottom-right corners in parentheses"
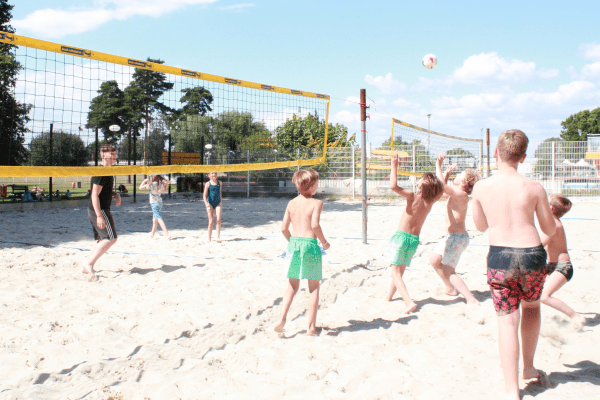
top-left (7, 185), bottom-right (28, 201)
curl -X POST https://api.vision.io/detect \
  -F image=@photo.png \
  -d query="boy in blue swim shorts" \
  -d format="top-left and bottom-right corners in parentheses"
top-left (384, 152), bottom-right (443, 314)
top-left (429, 153), bottom-right (480, 305)
top-left (274, 169), bottom-right (330, 336)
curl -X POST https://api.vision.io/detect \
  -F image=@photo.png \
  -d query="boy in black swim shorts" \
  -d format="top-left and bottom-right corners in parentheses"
top-left (472, 129), bottom-right (556, 399)
top-left (540, 194), bottom-right (586, 329)
top-left (82, 144), bottom-right (121, 281)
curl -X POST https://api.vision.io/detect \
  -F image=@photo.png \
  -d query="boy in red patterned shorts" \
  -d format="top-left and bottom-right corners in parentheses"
top-left (472, 129), bottom-right (556, 400)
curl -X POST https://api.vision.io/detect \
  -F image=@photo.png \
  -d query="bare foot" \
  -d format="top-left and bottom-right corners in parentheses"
top-left (466, 298), bottom-right (481, 306)
top-left (274, 319), bottom-right (286, 333)
top-left (385, 293), bottom-right (394, 302)
top-left (216, 237), bottom-right (222, 243)
top-left (149, 233), bottom-right (154, 238)
top-left (404, 302), bottom-right (417, 314)
top-left (166, 235), bottom-right (172, 240)
top-left (443, 287), bottom-right (458, 296)
top-left (572, 314), bottom-right (586, 331)
top-left (523, 368), bottom-right (551, 387)
top-left (81, 263), bottom-right (95, 275)
top-left (307, 328), bottom-right (320, 336)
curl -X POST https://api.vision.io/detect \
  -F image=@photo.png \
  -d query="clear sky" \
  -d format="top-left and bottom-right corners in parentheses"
top-left (10, 0), bottom-right (600, 145)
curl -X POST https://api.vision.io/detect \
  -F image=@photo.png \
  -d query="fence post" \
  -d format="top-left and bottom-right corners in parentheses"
top-left (132, 129), bottom-right (137, 203)
top-left (168, 134), bottom-right (172, 199)
top-left (412, 144), bottom-right (416, 192)
top-left (95, 128), bottom-right (99, 167)
top-left (49, 123), bottom-right (53, 202)
top-left (352, 147), bottom-right (355, 199)
top-left (486, 129), bottom-right (490, 178)
top-left (551, 141), bottom-right (556, 194)
top-left (360, 89), bottom-right (367, 244)
top-left (247, 150), bottom-right (250, 198)
top-left (479, 141), bottom-right (483, 177)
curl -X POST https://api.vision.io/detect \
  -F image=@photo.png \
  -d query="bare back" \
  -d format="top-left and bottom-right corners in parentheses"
top-left (397, 194), bottom-right (436, 236)
top-left (284, 195), bottom-right (322, 238)
top-left (472, 170), bottom-right (555, 247)
top-left (445, 193), bottom-right (469, 233)
top-left (541, 217), bottom-right (569, 263)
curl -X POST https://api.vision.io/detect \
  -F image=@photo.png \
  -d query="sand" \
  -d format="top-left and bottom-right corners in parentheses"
top-left (0, 196), bottom-right (598, 399)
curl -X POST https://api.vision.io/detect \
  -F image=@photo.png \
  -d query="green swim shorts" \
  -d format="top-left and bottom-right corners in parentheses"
top-left (383, 231), bottom-right (420, 266)
top-left (286, 237), bottom-right (322, 281)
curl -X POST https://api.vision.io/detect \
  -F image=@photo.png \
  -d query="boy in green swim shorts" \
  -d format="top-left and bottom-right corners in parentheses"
top-left (274, 169), bottom-right (330, 336)
top-left (384, 151), bottom-right (443, 314)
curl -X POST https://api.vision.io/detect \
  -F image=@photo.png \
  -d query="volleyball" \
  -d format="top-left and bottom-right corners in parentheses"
top-left (422, 54), bottom-right (437, 69)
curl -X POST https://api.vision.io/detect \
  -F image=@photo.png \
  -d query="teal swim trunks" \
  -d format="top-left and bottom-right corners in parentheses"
top-left (383, 231), bottom-right (420, 266)
top-left (286, 237), bottom-right (322, 281)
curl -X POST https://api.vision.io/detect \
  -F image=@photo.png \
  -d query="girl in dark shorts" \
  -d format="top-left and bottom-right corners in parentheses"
top-left (539, 194), bottom-right (586, 329)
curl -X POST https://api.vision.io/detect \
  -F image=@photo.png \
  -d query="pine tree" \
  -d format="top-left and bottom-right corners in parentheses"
top-left (0, 0), bottom-right (32, 165)
top-left (86, 80), bottom-right (125, 143)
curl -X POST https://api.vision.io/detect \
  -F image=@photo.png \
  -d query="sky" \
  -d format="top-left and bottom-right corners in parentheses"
top-left (9, 0), bottom-right (600, 146)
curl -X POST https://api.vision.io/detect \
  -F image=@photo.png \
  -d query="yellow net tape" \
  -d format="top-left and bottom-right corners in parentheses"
top-left (0, 157), bottom-right (325, 178)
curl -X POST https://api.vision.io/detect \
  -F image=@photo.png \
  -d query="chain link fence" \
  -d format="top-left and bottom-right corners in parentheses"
top-left (1, 140), bottom-right (599, 202)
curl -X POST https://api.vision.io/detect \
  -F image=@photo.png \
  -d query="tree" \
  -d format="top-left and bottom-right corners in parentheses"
top-left (177, 86), bottom-right (213, 117)
top-left (0, 0), bottom-right (32, 165)
top-left (30, 130), bottom-right (87, 166)
top-left (172, 114), bottom-right (212, 153)
top-left (560, 107), bottom-right (600, 141)
top-left (213, 110), bottom-right (270, 152)
top-left (378, 136), bottom-right (408, 149)
top-left (145, 129), bottom-right (167, 166)
top-left (86, 80), bottom-right (125, 143)
top-left (127, 58), bottom-right (174, 159)
top-left (274, 113), bottom-right (356, 149)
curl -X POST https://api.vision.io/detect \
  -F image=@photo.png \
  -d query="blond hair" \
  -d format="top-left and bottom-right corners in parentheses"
top-left (549, 194), bottom-right (572, 218)
top-left (462, 169), bottom-right (479, 195)
top-left (292, 169), bottom-right (319, 194)
top-left (496, 129), bottom-right (528, 162)
top-left (418, 172), bottom-right (443, 202)
top-left (99, 144), bottom-right (116, 154)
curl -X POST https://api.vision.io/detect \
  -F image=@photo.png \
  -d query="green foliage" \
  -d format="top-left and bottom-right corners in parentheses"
top-left (274, 113), bottom-right (356, 149)
top-left (213, 110), bottom-right (270, 152)
top-left (145, 129), bottom-right (167, 166)
top-left (560, 107), bottom-right (600, 141)
top-left (117, 132), bottom-right (143, 162)
top-left (0, 0), bottom-right (32, 165)
top-left (378, 136), bottom-right (407, 149)
top-left (172, 111), bottom-right (270, 153)
top-left (178, 87), bottom-right (213, 117)
top-left (30, 130), bottom-right (87, 166)
top-left (85, 80), bottom-right (125, 143)
top-left (127, 58), bottom-right (174, 130)
top-left (172, 114), bottom-right (211, 153)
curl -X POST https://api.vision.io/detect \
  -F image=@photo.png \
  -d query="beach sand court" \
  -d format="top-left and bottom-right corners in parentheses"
top-left (0, 197), bottom-right (598, 399)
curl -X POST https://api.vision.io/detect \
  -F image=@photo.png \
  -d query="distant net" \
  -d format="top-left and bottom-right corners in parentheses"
top-left (365, 119), bottom-right (483, 181)
top-left (0, 32), bottom-right (329, 178)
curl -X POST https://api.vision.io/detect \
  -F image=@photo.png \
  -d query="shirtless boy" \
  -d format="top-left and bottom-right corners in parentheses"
top-left (540, 194), bottom-right (586, 329)
top-left (83, 144), bottom-right (121, 281)
top-left (429, 153), bottom-right (480, 305)
top-left (472, 129), bottom-right (556, 400)
top-left (384, 151), bottom-right (444, 314)
top-left (274, 169), bottom-right (330, 336)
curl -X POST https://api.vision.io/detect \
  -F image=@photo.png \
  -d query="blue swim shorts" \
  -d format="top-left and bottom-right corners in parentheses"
top-left (151, 202), bottom-right (163, 219)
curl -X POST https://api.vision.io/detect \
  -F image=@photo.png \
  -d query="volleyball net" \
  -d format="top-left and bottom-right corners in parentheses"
top-left (363, 118), bottom-right (483, 181)
top-left (0, 32), bottom-right (329, 178)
